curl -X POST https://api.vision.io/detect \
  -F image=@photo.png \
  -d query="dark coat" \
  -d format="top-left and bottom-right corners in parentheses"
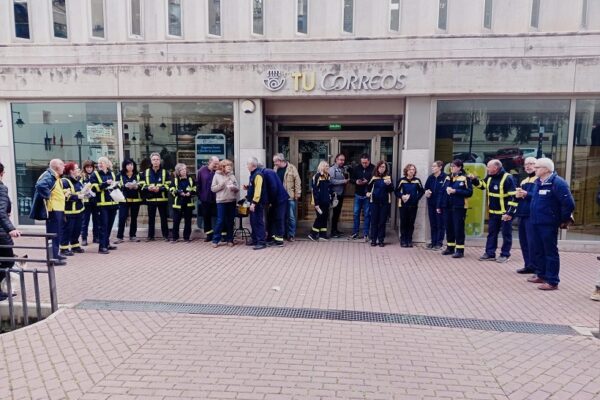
top-left (29, 168), bottom-right (57, 220)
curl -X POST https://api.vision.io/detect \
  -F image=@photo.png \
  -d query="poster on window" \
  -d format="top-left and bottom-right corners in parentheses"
top-left (195, 133), bottom-right (226, 170)
top-left (444, 162), bottom-right (486, 237)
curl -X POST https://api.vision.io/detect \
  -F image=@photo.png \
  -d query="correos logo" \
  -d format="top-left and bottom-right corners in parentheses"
top-left (263, 69), bottom-right (407, 92)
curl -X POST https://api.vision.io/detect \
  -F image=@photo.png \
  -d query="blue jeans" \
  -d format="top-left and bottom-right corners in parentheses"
top-left (286, 199), bottom-right (297, 238)
top-left (250, 204), bottom-right (266, 245)
top-left (485, 214), bottom-right (513, 257)
top-left (531, 224), bottom-right (560, 286)
top-left (213, 202), bottom-right (236, 244)
top-left (353, 195), bottom-right (371, 236)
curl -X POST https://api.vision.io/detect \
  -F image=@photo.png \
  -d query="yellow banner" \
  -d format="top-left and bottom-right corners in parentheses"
top-left (445, 163), bottom-right (487, 237)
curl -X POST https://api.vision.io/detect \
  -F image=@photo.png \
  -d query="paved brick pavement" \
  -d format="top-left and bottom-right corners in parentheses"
top-left (1, 237), bottom-right (599, 399)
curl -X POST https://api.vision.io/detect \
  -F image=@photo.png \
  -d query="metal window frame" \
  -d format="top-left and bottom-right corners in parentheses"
top-left (483, 0), bottom-right (493, 30)
top-left (165, 0), bottom-right (184, 39)
top-left (89, 0), bottom-right (107, 40)
top-left (50, 0), bottom-right (70, 41)
top-left (437, 0), bottom-right (448, 32)
top-left (207, 0), bottom-right (222, 38)
top-left (296, 0), bottom-right (309, 35)
top-left (581, 0), bottom-right (588, 29)
top-left (127, 0), bottom-right (144, 40)
top-left (11, 0), bottom-right (32, 41)
top-left (341, 0), bottom-right (354, 35)
top-left (388, 0), bottom-right (401, 33)
top-left (530, 0), bottom-right (540, 29)
top-left (251, 0), bottom-right (265, 36)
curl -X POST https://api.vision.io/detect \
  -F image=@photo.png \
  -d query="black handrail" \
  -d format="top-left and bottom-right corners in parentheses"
top-left (1, 233), bottom-right (59, 331)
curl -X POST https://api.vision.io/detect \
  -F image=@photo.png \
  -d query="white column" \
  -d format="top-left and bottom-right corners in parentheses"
top-left (236, 99), bottom-right (265, 193)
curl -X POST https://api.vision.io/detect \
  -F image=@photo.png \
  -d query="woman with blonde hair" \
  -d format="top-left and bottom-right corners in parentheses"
top-left (170, 163), bottom-right (196, 242)
top-left (89, 157), bottom-right (118, 254)
top-left (308, 161), bottom-right (333, 241)
top-left (394, 163), bottom-right (425, 247)
top-left (210, 159), bottom-right (239, 247)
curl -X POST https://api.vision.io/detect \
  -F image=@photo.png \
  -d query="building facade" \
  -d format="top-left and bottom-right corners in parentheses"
top-left (0, 0), bottom-right (599, 243)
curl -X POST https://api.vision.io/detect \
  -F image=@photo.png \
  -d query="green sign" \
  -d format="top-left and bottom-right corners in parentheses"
top-left (328, 123), bottom-right (342, 131)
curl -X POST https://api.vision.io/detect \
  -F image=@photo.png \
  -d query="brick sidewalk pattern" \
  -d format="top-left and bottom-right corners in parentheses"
top-left (1, 238), bottom-right (599, 399)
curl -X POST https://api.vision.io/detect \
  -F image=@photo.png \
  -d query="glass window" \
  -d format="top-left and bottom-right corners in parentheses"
top-left (11, 102), bottom-right (119, 225)
top-left (568, 99), bottom-right (600, 240)
top-left (252, 0), bottom-right (264, 35)
top-left (343, 0), bottom-right (353, 33)
top-left (484, 0), bottom-right (493, 29)
top-left (121, 102), bottom-right (234, 174)
top-left (389, 0), bottom-right (400, 32)
top-left (90, 0), bottom-right (105, 39)
top-left (277, 137), bottom-right (290, 161)
top-left (297, 0), bottom-right (308, 34)
top-left (168, 0), bottom-right (182, 37)
top-left (531, 0), bottom-right (540, 28)
top-left (208, 0), bottom-right (221, 36)
top-left (435, 99), bottom-right (571, 237)
top-left (52, 0), bottom-right (68, 39)
top-left (581, 0), bottom-right (588, 28)
top-left (130, 0), bottom-right (142, 37)
top-left (438, 0), bottom-right (448, 30)
top-left (13, 0), bottom-right (30, 39)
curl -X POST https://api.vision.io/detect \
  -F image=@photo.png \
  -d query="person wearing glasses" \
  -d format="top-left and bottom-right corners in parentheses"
top-left (527, 158), bottom-right (575, 291)
top-left (513, 157), bottom-right (538, 274)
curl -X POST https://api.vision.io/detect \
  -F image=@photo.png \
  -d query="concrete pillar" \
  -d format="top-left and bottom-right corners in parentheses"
top-left (401, 96), bottom-right (434, 243)
top-left (235, 99), bottom-right (265, 194)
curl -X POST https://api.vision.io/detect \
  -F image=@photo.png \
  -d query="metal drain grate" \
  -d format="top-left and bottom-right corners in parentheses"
top-left (75, 299), bottom-right (579, 336)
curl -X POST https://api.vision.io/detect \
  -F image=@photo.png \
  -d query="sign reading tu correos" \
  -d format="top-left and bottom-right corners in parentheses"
top-left (263, 70), bottom-right (407, 92)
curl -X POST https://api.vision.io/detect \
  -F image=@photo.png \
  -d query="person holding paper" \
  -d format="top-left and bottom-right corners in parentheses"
top-left (59, 162), bottom-right (85, 256)
top-left (115, 159), bottom-right (143, 244)
top-left (89, 157), bottom-right (118, 254)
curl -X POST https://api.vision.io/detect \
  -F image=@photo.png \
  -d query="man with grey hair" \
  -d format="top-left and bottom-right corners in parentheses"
top-left (513, 157), bottom-right (538, 274)
top-left (527, 157), bottom-right (575, 290)
top-left (470, 159), bottom-right (518, 263)
top-left (197, 156), bottom-right (220, 242)
top-left (143, 153), bottom-right (171, 241)
top-left (30, 159), bottom-right (67, 265)
top-left (273, 153), bottom-right (301, 241)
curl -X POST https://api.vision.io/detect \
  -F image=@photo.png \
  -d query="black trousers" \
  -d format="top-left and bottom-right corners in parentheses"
top-left (172, 206), bottom-right (193, 241)
top-left (370, 202), bottom-right (389, 245)
top-left (98, 206), bottom-right (117, 250)
top-left (147, 202), bottom-right (169, 239)
top-left (312, 203), bottom-right (330, 237)
top-left (331, 195), bottom-right (344, 233)
top-left (399, 206), bottom-right (418, 245)
top-left (0, 235), bottom-right (15, 284)
top-left (445, 207), bottom-right (467, 253)
top-left (202, 202), bottom-right (217, 238)
top-left (117, 202), bottom-right (141, 239)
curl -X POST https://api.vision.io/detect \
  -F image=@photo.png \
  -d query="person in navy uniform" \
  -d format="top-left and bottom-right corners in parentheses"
top-left (245, 157), bottom-right (268, 250)
top-left (309, 161), bottom-right (333, 242)
top-left (527, 158), bottom-right (575, 291)
top-left (170, 163), bottom-right (196, 243)
top-left (366, 161), bottom-right (394, 247)
top-left (395, 163), bottom-right (425, 248)
top-left (439, 159), bottom-right (473, 258)
top-left (89, 157), bottom-right (119, 254)
top-left (264, 168), bottom-right (290, 247)
top-left (115, 159), bottom-right (143, 244)
top-left (142, 152), bottom-right (171, 242)
top-left (80, 160), bottom-right (99, 246)
top-left (513, 157), bottom-right (538, 274)
top-left (59, 162), bottom-right (85, 256)
top-left (424, 160), bottom-right (447, 250)
top-left (470, 159), bottom-right (518, 263)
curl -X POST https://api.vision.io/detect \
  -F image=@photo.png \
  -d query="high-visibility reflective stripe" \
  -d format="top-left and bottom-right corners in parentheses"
top-left (320, 228), bottom-right (328, 232)
top-left (455, 244), bottom-right (465, 249)
top-left (205, 230), bottom-right (214, 235)
top-left (447, 242), bottom-right (456, 246)
top-left (312, 227), bottom-right (320, 232)
top-left (274, 236), bottom-right (284, 242)
top-left (71, 243), bottom-right (80, 248)
top-left (65, 209), bottom-right (84, 215)
top-left (145, 168), bottom-right (169, 200)
top-left (126, 198), bottom-right (142, 203)
top-left (94, 171), bottom-right (117, 206)
top-left (63, 178), bottom-right (84, 214)
top-left (489, 209), bottom-right (505, 215)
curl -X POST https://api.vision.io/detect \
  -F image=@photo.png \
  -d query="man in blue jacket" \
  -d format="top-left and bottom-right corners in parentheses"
top-left (527, 158), bottom-right (575, 291)
top-left (245, 158), bottom-right (268, 250)
top-left (263, 168), bottom-right (289, 247)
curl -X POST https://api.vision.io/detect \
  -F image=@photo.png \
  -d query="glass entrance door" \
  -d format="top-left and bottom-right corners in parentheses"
top-left (298, 139), bottom-right (331, 220)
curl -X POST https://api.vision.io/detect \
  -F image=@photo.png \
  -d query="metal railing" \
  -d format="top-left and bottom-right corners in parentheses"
top-left (0, 233), bottom-right (59, 331)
